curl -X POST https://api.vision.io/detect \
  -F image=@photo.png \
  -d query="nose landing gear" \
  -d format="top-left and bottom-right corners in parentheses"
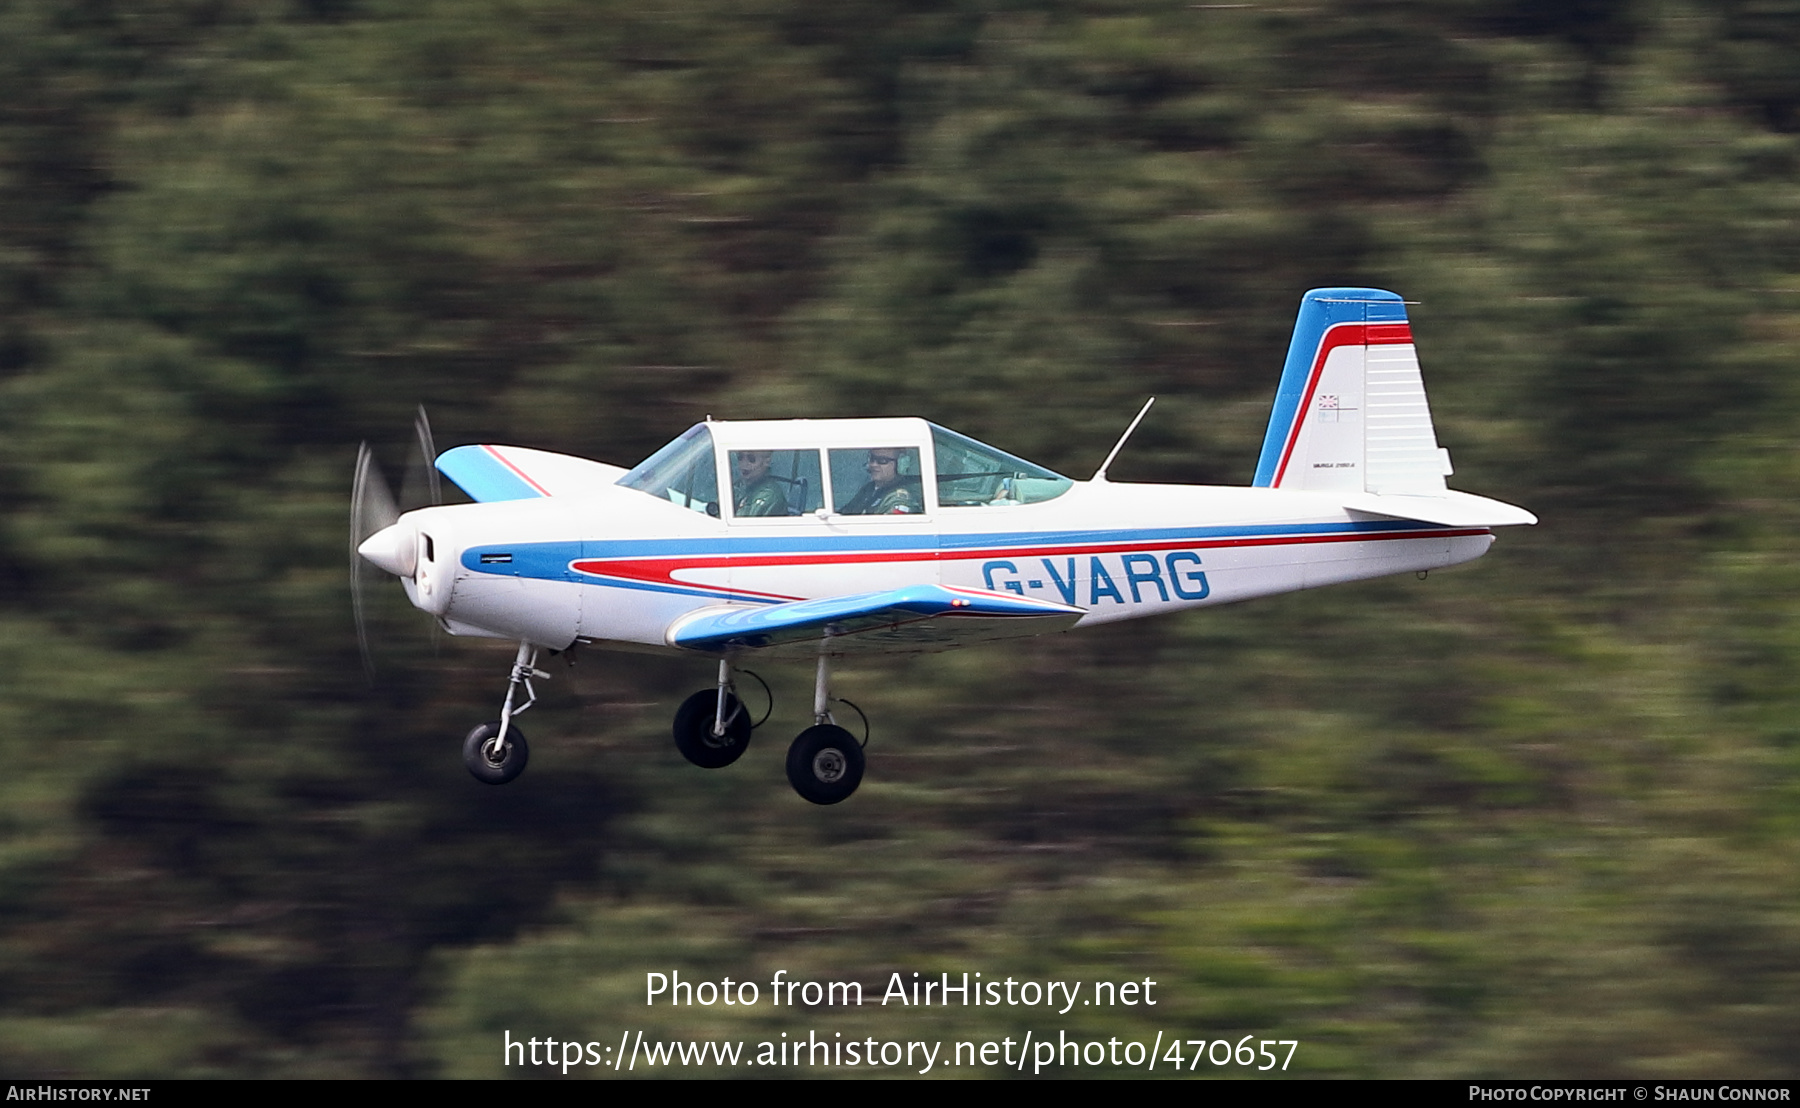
top-left (462, 641), bottom-right (547, 785)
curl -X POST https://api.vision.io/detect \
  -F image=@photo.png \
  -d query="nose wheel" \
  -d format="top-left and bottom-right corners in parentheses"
top-left (463, 720), bottom-right (529, 784)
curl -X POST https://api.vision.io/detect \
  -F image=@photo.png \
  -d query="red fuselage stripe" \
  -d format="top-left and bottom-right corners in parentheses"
top-left (567, 525), bottom-right (1486, 599)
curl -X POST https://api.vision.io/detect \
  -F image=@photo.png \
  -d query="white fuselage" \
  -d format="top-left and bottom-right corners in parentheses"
top-left (392, 479), bottom-right (1491, 654)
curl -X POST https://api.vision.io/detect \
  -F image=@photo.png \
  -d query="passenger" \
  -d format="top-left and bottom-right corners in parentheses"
top-left (841, 449), bottom-right (920, 515)
top-left (733, 451), bottom-right (791, 516)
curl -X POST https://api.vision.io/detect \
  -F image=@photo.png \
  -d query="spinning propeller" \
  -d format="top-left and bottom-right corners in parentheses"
top-left (350, 406), bottom-right (442, 681)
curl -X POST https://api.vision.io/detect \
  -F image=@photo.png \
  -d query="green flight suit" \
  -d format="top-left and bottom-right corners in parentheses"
top-left (843, 480), bottom-right (920, 515)
top-left (735, 474), bottom-right (791, 517)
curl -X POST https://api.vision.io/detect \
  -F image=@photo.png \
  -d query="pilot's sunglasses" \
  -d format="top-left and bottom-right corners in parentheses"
top-left (868, 454), bottom-right (898, 465)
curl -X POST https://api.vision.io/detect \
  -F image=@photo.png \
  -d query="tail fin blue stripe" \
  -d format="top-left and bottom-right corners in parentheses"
top-left (1252, 288), bottom-right (1408, 487)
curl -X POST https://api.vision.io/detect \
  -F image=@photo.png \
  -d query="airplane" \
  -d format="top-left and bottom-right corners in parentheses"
top-left (351, 287), bottom-right (1535, 804)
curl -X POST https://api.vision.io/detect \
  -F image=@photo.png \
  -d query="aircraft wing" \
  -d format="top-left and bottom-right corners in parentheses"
top-left (1342, 489), bottom-right (1537, 527)
top-left (667, 585), bottom-right (1086, 657)
top-left (436, 444), bottom-right (629, 502)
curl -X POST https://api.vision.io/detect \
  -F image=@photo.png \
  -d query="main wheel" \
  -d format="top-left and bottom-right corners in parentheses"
top-left (785, 724), bottom-right (865, 805)
top-left (463, 721), bottom-right (529, 785)
top-left (673, 690), bottom-right (752, 768)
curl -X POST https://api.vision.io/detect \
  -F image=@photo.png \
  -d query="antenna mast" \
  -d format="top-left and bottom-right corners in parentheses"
top-left (1090, 397), bottom-right (1156, 483)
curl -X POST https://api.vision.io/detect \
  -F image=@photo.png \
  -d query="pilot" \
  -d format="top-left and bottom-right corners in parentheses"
top-left (841, 449), bottom-right (919, 515)
top-left (733, 450), bottom-right (791, 517)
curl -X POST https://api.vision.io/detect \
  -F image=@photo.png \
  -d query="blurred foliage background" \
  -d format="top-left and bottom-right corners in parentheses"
top-left (2, 0), bottom-right (1800, 1078)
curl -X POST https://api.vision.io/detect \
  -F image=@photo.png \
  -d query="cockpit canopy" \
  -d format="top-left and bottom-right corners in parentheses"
top-left (616, 423), bottom-right (719, 515)
top-left (929, 424), bottom-right (1072, 508)
top-left (615, 419), bottom-right (1073, 518)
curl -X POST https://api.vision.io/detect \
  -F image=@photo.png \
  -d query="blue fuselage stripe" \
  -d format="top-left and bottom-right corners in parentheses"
top-left (455, 518), bottom-right (1455, 604)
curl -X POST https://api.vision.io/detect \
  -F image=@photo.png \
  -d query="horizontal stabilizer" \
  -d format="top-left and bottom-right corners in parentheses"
top-left (1342, 490), bottom-right (1537, 528)
top-left (668, 585), bottom-right (1085, 656)
top-left (437, 445), bottom-right (628, 502)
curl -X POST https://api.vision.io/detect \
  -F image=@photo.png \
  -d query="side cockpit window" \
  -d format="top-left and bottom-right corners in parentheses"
top-left (830, 447), bottom-right (923, 515)
top-left (617, 424), bottom-right (720, 516)
top-left (730, 450), bottom-right (825, 517)
top-left (930, 425), bottom-right (1072, 506)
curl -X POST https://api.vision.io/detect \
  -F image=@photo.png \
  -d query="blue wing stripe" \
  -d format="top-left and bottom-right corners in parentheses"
top-left (436, 445), bottom-right (549, 503)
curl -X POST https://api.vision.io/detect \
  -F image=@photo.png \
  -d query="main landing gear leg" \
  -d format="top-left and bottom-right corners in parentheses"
top-left (673, 658), bottom-right (752, 768)
top-left (813, 653), bottom-right (832, 726)
top-left (463, 641), bottom-right (544, 785)
top-left (786, 652), bottom-right (864, 805)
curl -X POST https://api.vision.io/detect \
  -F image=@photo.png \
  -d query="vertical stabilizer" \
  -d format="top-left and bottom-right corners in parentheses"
top-left (1252, 288), bottom-right (1451, 494)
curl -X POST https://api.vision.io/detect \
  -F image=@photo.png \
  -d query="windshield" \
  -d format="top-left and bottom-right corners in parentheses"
top-left (930, 425), bottom-right (1072, 506)
top-left (616, 424), bottom-right (720, 516)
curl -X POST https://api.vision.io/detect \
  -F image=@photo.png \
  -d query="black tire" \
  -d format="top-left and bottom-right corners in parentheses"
top-left (463, 721), bottom-right (529, 785)
top-left (672, 689), bottom-right (753, 768)
top-left (785, 724), bottom-right (865, 805)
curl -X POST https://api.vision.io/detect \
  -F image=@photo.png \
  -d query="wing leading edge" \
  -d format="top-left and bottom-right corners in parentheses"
top-left (667, 585), bottom-right (1086, 657)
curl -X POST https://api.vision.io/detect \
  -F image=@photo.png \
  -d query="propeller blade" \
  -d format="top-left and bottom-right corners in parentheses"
top-left (402, 404), bottom-right (443, 511)
top-left (413, 406), bottom-right (444, 658)
top-left (416, 404), bottom-right (442, 506)
top-left (352, 441), bottom-right (400, 538)
top-left (351, 442), bottom-right (400, 683)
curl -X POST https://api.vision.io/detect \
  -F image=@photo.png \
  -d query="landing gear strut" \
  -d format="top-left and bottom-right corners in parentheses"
top-left (463, 641), bottom-right (546, 785)
top-left (673, 659), bottom-right (753, 768)
top-left (785, 654), bottom-right (864, 805)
